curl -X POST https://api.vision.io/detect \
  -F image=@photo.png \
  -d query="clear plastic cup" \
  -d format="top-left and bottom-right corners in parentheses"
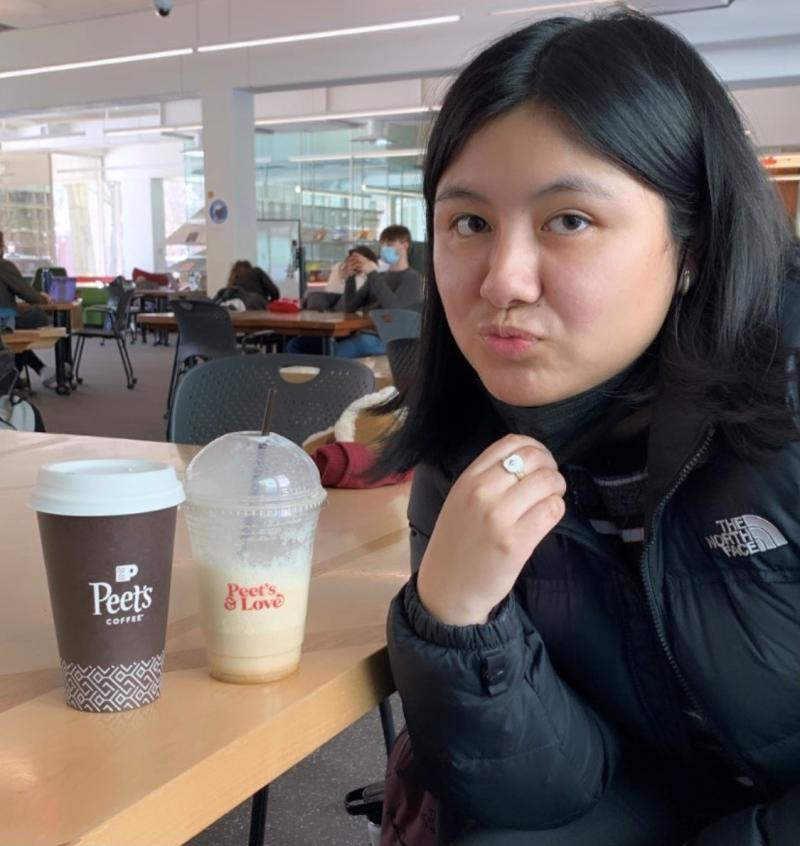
top-left (183, 431), bottom-right (327, 683)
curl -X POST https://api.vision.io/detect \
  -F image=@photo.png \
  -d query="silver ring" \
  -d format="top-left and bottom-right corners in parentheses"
top-left (501, 453), bottom-right (525, 482)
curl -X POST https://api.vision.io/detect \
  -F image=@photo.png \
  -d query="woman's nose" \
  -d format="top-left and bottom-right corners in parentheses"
top-left (479, 228), bottom-right (542, 310)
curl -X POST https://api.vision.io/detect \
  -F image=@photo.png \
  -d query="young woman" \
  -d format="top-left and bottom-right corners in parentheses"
top-left (383, 11), bottom-right (800, 845)
top-left (325, 244), bottom-right (379, 295)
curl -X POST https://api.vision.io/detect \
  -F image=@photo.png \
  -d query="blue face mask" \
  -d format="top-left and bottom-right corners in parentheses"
top-left (380, 245), bottom-right (400, 266)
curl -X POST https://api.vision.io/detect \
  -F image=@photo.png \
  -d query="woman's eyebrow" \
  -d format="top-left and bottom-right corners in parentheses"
top-left (435, 185), bottom-right (487, 204)
top-left (435, 175), bottom-right (616, 205)
top-left (532, 175), bottom-right (616, 201)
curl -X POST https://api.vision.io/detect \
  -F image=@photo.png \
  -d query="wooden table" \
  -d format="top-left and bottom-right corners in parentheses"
top-left (0, 431), bottom-right (410, 846)
top-left (138, 310), bottom-right (373, 356)
top-left (2, 327), bottom-right (66, 354)
top-left (16, 302), bottom-right (83, 394)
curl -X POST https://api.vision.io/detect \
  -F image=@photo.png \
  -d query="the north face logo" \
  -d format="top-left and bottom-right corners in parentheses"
top-left (705, 515), bottom-right (788, 558)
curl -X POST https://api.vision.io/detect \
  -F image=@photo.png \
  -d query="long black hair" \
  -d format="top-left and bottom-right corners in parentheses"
top-left (379, 10), bottom-right (798, 473)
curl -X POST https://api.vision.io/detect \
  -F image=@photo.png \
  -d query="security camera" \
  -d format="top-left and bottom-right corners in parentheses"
top-left (153, 0), bottom-right (172, 17)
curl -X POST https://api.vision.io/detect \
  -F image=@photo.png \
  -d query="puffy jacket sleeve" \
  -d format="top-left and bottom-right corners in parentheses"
top-left (386, 463), bottom-right (621, 830)
top-left (687, 786), bottom-right (800, 845)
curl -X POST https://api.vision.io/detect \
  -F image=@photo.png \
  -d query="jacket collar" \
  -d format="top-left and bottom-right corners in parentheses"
top-left (644, 384), bottom-right (713, 529)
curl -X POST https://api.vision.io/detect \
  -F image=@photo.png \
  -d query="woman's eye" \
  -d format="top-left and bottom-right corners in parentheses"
top-left (546, 214), bottom-right (591, 235)
top-left (453, 215), bottom-right (490, 236)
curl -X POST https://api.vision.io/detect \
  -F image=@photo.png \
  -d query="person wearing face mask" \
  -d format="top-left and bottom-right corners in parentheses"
top-left (286, 225), bottom-right (423, 357)
top-left (342, 225), bottom-right (423, 315)
top-left (374, 11), bottom-right (800, 846)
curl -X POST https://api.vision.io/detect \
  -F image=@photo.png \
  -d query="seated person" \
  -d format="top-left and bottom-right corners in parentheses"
top-left (288, 225), bottom-right (423, 358)
top-left (0, 231), bottom-right (58, 388)
top-left (304, 245), bottom-right (380, 311)
top-left (325, 245), bottom-right (379, 295)
top-left (216, 260), bottom-right (280, 309)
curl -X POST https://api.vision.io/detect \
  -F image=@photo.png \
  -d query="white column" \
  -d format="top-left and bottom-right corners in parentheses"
top-left (119, 178), bottom-right (155, 274)
top-left (201, 86), bottom-right (257, 297)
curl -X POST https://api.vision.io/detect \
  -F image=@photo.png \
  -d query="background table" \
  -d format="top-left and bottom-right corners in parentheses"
top-left (16, 302), bottom-right (83, 394)
top-left (0, 431), bottom-right (410, 846)
top-left (2, 326), bottom-right (66, 354)
top-left (138, 310), bottom-right (374, 356)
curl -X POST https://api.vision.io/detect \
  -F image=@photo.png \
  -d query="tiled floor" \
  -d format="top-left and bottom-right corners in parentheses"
top-left (186, 697), bottom-right (401, 846)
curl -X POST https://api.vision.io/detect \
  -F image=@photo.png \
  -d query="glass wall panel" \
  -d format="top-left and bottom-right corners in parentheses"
top-left (51, 154), bottom-right (108, 275)
top-left (251, 119), bottom-right (430, 284)
top-left (0, 152), bottom-right (55, 275)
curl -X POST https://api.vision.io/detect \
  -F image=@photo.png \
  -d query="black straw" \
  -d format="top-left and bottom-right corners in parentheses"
top-left (261, 388), bottom-right (277, 435)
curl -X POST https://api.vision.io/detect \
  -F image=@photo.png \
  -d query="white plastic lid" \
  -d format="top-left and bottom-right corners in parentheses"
top-left (29, 459), bottom-right (185, 517)
top-left (184, 431), bottom-right (326, 514)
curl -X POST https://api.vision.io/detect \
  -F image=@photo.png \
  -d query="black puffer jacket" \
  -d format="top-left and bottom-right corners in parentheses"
top-left (388, 374), bottom-right (800, 842)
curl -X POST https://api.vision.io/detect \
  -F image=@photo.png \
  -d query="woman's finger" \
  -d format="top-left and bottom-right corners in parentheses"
top-left (462, 433), bottom-right (556, 480)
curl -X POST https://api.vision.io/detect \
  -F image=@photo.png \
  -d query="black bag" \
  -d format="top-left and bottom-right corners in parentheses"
top-left (303, 291), bottom-right (341, 311)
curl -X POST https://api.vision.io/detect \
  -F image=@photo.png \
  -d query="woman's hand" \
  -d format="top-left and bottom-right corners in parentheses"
top-left (417, 434), bottom-right (566, 626)
top-left (348, 253), bottom-right (369, 274)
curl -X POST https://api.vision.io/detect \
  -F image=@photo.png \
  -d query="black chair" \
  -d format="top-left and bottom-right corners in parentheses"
top-left (72, 288), bottom-right (138, 390)
top-left (385, 337), bottom-right (419, 393)
top-left (168, 353), bottom-right (375, 446)
top-left (0, 348), bottom-right (18, 398)
top-left (164, 299), bottom-right (240, 419)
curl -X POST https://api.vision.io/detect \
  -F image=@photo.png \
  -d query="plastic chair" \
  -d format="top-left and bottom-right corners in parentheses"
top-left (82, 277), bottom-right (125, 332)
top-left (165, 299), bottom-right (240, 418)
top-left (72, 288), bottom-right (138, 389)
top-left (168, 353), bottom-right (375, 446)
top-left (385, 337), bottom-right (419, 393)
top-left (369, 309), bottom-right (422, 345)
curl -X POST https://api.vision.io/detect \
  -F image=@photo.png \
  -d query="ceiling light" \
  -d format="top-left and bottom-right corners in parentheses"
top-left (255, 106), bottom-right (439, 127)
top-left (491, 0), bottom-right (612, 15)
top-left (106, 124), bottom-right (202, 137)
top-left (1, 133), bottom-right (87, 151)
top-left (0, 48), bottom-right (193, 80)
top-left (362, 183), bottom-right (423, 198)
top-left (198, 15), bottom-right (461, 53)
top-left (289, 148), bottom-right (424, 163)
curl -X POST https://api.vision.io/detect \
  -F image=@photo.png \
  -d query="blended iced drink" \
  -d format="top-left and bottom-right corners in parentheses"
top-left (183, 431), bottom-right (326, 683)
top-left (30, 459), bottom-right (185, 712)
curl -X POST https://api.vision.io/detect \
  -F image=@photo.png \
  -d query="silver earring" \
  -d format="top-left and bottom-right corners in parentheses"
top-left (678, 269), bottom-right (692, 296)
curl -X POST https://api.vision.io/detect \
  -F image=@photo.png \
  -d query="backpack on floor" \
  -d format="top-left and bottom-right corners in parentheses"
top-left (0, 351), bottom-right (45, 432)
top-left (0, 394), bottom-right (42, 431)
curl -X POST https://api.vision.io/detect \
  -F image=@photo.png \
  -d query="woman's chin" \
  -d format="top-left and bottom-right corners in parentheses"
top-left (482, 377), bottom-right (559, 408)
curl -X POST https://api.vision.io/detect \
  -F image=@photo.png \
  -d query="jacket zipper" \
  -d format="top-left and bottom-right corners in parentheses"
top-left (639, 426), bottom-right (759, 785)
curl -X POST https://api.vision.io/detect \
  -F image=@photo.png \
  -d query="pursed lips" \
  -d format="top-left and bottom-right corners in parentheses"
top-left (478, 323), bottom-right (541, 341)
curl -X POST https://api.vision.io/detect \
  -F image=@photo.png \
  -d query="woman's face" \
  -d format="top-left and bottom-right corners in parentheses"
top-left (433, 106), bottom-right (680, 406)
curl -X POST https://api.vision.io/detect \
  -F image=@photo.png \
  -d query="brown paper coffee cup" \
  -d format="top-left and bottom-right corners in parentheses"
top-left (30, 459), bottom-right (184, 712)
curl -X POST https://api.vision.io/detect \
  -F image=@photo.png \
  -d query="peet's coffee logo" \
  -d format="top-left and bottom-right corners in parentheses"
top-left (224, 582), bottom-right (285, 611)
top-left (89, 563), bottom-right (154, 626)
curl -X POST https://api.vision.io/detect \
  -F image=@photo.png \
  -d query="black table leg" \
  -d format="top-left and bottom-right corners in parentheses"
top-left (322, 336), bottom-right (333, 356)
top-left (53, 309), bottom-right (74, 395)
top-left (248, 784), bottom-right (269, 846)
top-left (158, 295), bottom-right (170, 346)
top-left (164, 337), bottom-right (181, 425)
